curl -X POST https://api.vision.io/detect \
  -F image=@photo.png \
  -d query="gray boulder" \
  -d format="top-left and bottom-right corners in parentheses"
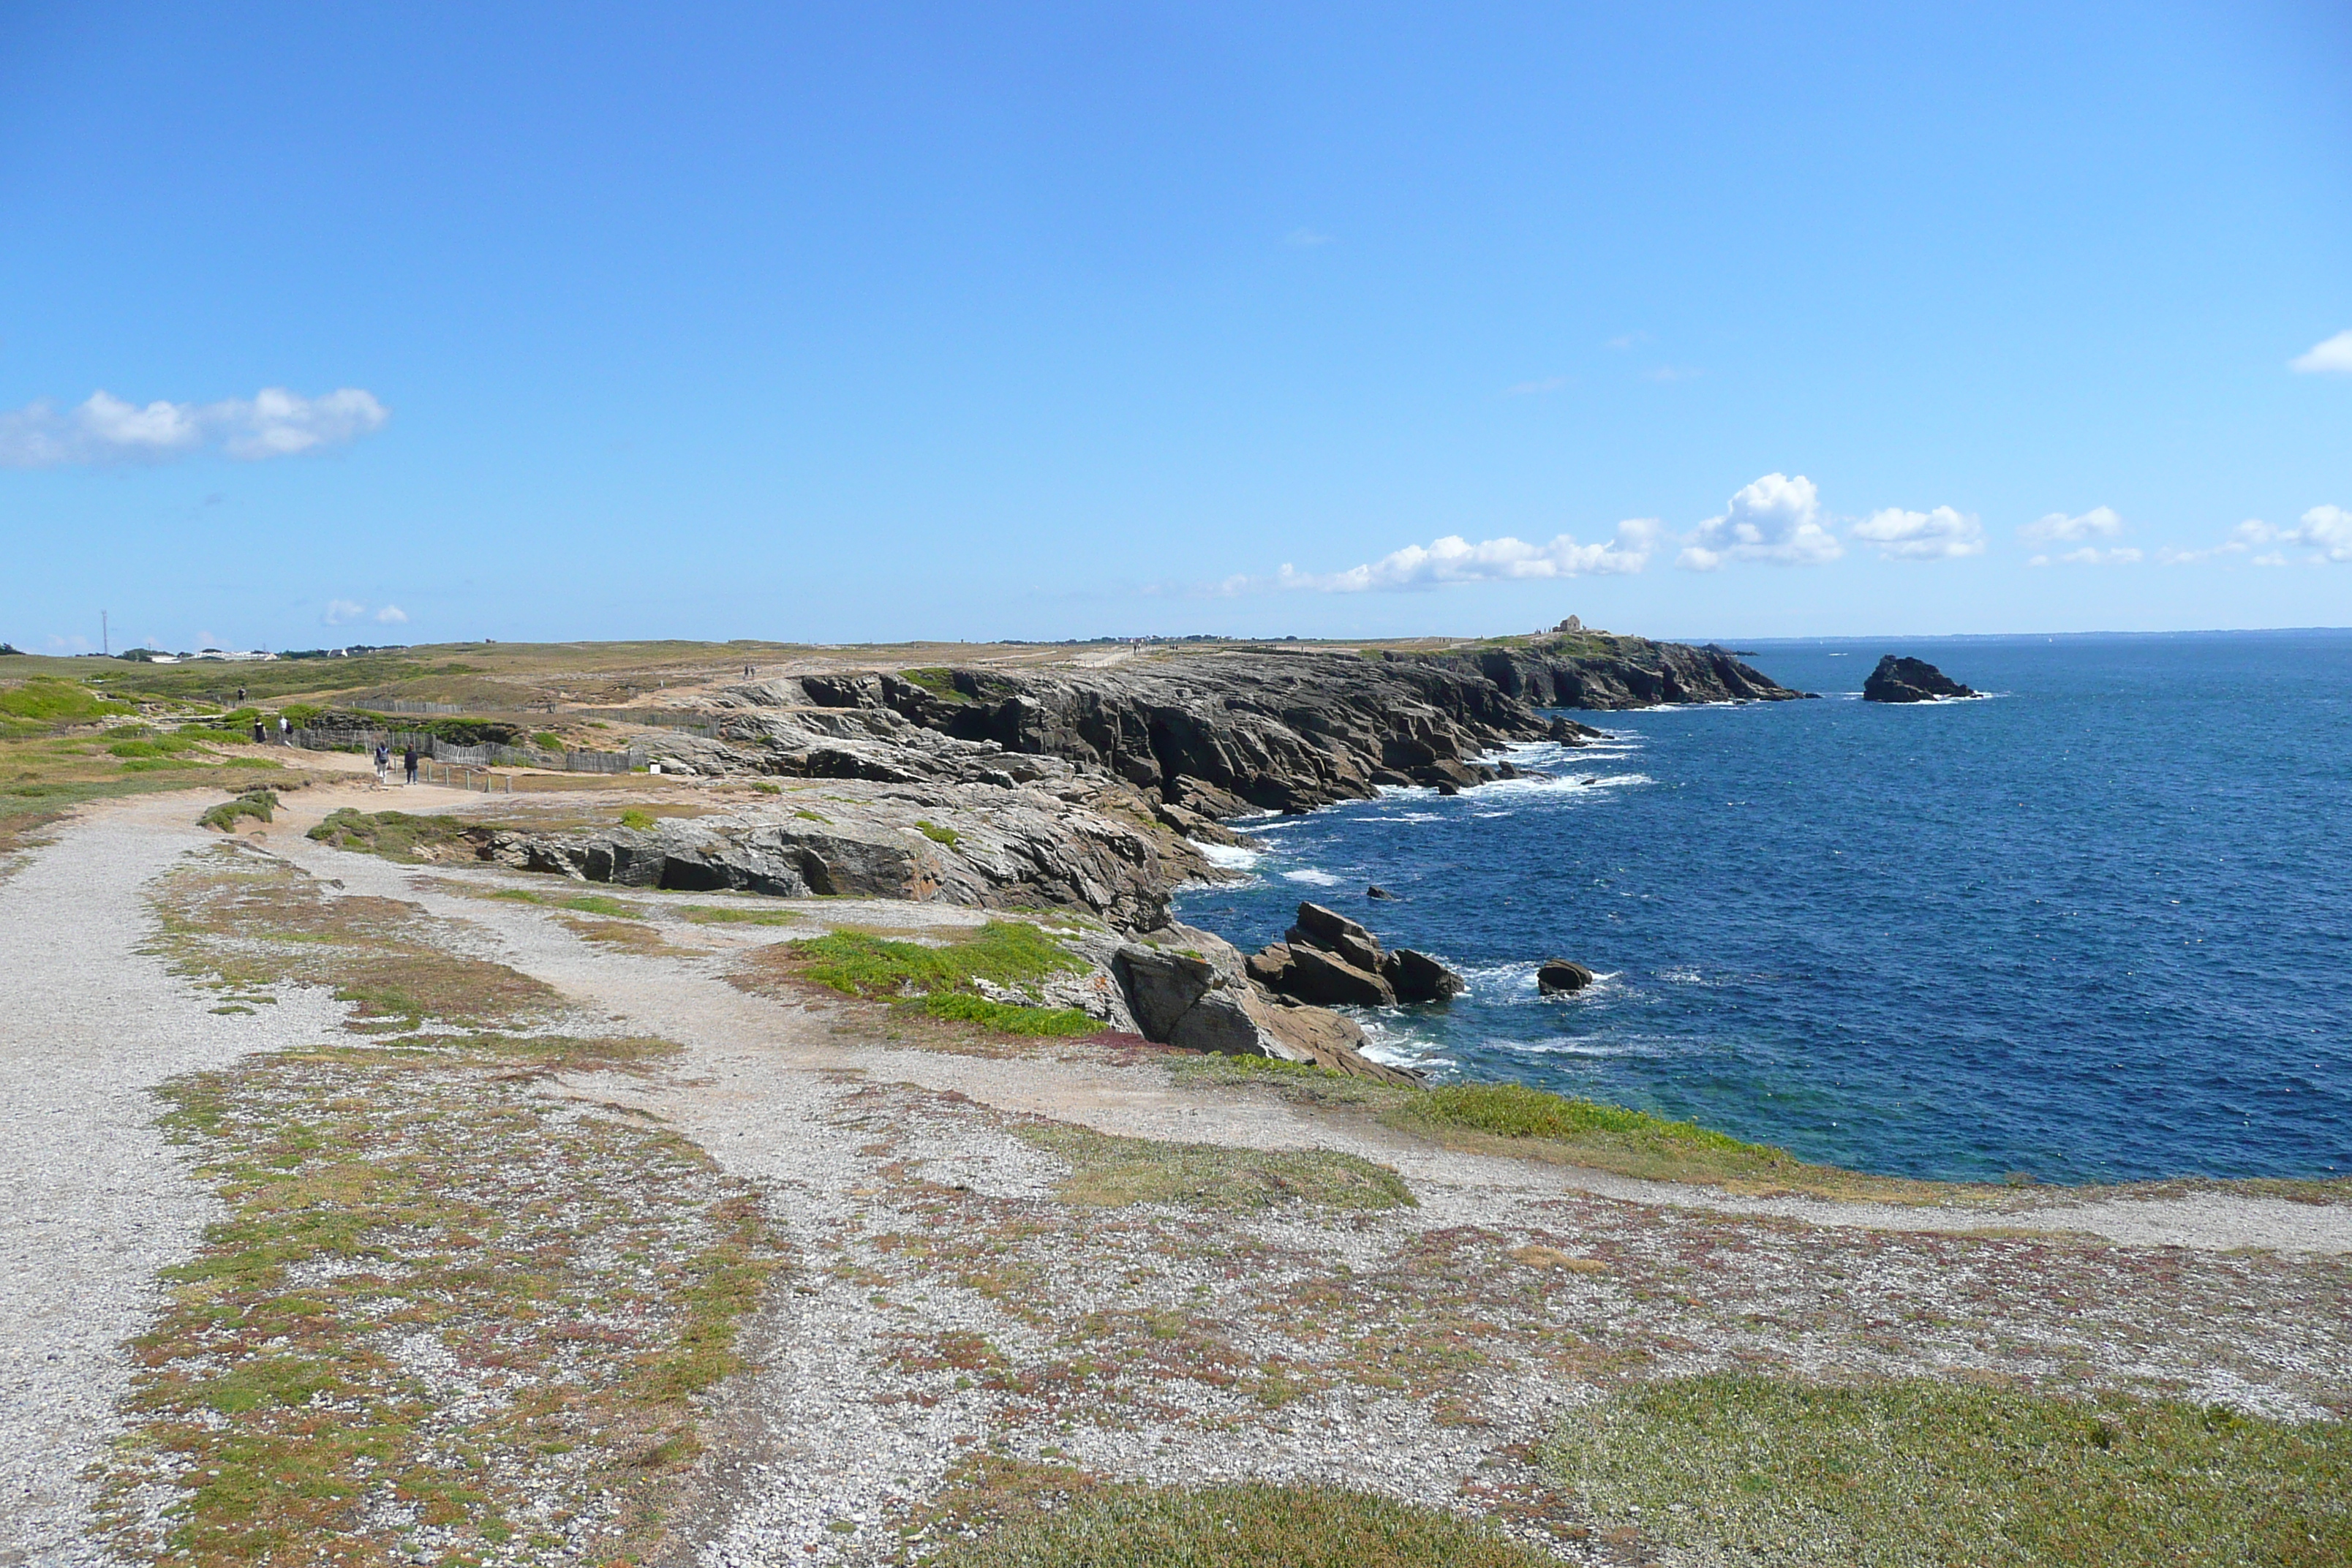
top-left (1382, 947), bottom-right (1465, 1004)
top-left (1537, 958), bottom-right (1595, 995)
top-left (1279, 944), bottom-right (1397, 1008)
top-left (1110, 938), bottom-right (1411, 1082)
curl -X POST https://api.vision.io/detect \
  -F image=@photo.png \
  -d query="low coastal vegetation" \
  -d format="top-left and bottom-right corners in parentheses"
top-left (1015, 1120), bottom-right (1415, 1210)
top-left (928, 1478), bottom-right (1551, 1568)
top-left (123, 844), bottom-right (783, 1565)
top-left (783, 921), bottom-right (1104, 1036)
top-left (196, 788), bottom-right (278, 832)
top-left (1542, 1373), bottom-right (2352, 1567)
top-left (307, 807), bottom-right (478, 862)
top-left (0, 674), bottom-right (307, 859)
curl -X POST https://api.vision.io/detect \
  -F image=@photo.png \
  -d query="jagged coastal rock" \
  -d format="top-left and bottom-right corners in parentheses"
top-left (1862, 655), bottom-right (1977, 703)
top-left (1537, 958), bottom-right (1595, 995)
top-left (1251, 902), bottom-right (1465, 1009)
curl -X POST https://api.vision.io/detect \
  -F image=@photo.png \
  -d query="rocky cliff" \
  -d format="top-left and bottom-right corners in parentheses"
top-left (684, 638), bottom-right (1806, 818)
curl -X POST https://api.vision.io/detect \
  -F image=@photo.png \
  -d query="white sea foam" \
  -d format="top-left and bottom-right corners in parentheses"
top-left (1281, 868), bottom-right (1343, 887)
top-left (1190, 840), bottom-right (1262, 870)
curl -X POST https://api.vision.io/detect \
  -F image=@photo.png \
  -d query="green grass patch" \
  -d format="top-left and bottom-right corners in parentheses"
top-left (490, 887), bottom-right (651, 919)
top-left (529, 731), bottom-right (561, 751)
top-left (793, 807), bottom-right (828, 822)
top-left (1414, 1080), bottom-right (1762, 1152)
top-left (919, 992), bottom-right (1100, 1036)
top-left (0, 675), bottom-right (135, 728)
top-left (198, 791), bottom-right (279, 832)
top-left (1013, 1121), bottom-right (1414, 1210)
top-left (619, 807), bottom-right (657, 831)
top-left (306, 807), bottom-right (481, 863)
top-left (914, 818), bottom-right (960, 848)
top-left (899, 666), bottom-right (969, 701)
top-left (1542, 1373), bottom-right (2352, 1568)
top-left (790, 920), bottom-right (1084, 1001)
top-left (679, 902), bottom-right (800, 927)
top-left (930, 1479), bottom-right (1539, 1567)
top-left (1376, 1079), bottom-right (1923, 1195)
top-left (109, 733), bottom-right (204, 758)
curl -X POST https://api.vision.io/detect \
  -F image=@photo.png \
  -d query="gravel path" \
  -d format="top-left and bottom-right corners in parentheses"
top-left (0, 796), bottom-right (345, 1567)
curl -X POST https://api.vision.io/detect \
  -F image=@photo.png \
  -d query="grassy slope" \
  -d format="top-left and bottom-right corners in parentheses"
top-left (1544, 1373), bottom-right (2351, 1568)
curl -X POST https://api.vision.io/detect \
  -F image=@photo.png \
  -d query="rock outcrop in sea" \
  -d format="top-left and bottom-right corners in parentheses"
top-left (1248, 902), bottom-right (1464, 1009)
top-left (1862, 655), bottom-right (1977, 703)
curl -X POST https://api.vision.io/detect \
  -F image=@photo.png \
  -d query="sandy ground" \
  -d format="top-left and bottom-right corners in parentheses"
top-left (3, 780), bottom-right (2345, 1564)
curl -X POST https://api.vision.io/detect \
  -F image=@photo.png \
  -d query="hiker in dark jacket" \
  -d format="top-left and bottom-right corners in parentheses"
top-left (403, 745), bottom-right (419, 785)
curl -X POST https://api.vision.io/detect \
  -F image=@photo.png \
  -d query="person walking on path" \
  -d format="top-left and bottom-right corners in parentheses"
top-left (276, 715), bottom-right (290, 744)
top-left (252, 720), bottom-right (266, 745)
top-left (403, 745), bottom-right (419, 786)
top-left (373, 742), bottom-right (391, 787)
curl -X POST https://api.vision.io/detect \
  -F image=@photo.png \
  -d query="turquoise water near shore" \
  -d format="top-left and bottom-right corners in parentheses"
top-left (1172, 630), bottom-right (2352, 1185)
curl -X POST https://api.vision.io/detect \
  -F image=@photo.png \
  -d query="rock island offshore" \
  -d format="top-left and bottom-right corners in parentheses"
top-left (0, 625), bottom-right (2344, 1568)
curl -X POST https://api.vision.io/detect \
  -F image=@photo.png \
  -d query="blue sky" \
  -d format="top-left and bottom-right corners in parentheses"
top-left (3, 1), bottom-right (2348, 650)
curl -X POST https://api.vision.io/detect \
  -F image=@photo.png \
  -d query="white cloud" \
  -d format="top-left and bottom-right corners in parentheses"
top-left (2289, 504), bottom-right (2352, 561)
top-left (1678, 473), bottom-right (1842, 570)
top-left (1850, 505), bottom-right (1985, 561)
top-left (1279, 518), bottom-right (1661, 592)
top-left (375, 604), bottom-right (410, 625)
top-left (2290, 331), bottom-right (2352, 374)
top-left (2153, 510), bottom-right (2351, 566)
top-left (2020, 506), bottom-right (2124, 544)
top-left (323, 600), bottom-right (368, 625)
top-left (2156, 519), bottom-right (2275, 565)
top-left (2030, 546), bottom-right (2141, 566)
top-left (0, 387), bottom-right (388, 467)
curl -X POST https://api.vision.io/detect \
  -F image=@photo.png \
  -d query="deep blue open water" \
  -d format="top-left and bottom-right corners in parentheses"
top-left (1174, 631), bottom-right (2352, 1185)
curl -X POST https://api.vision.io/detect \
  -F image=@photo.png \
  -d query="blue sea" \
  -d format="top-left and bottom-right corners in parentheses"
top-left (1173, 631), bottom-right (2352, 1185)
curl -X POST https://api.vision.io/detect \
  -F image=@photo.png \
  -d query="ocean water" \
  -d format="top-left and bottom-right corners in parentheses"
top-left (1172, 631), bottom-right (2352, 1185)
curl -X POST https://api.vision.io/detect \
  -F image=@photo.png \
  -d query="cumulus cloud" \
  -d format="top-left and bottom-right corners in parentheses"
top-left (2288, 504), bottom-right (2352, 561)
top-left (375, 604), bottom-right (410, 625)
top-left (2048, 546), bottom-right (2141, 565)
top-left (2146, 510), bottom-right (2348, 567)
top-left (0, 387), bottom-right (388, 467)
top-left (1278, 519), bottom-right (1662, 592)
top-left (1850, 505), bottom-right (1986, 561)
top-left (2290, 331), bottom-right (2352, 374)
top-left (2020, 506), bottom-right (2125, 545)
top-left (1678, 473), bottom-right (1842, 570)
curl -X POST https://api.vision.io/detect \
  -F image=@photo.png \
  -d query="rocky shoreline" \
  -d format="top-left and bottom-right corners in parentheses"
top-left (410, 634), bottom-right (1806, 1078)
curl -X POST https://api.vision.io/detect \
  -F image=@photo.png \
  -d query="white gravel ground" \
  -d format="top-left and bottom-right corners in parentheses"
top-left (0, 798), bottom-right (345, 1567)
